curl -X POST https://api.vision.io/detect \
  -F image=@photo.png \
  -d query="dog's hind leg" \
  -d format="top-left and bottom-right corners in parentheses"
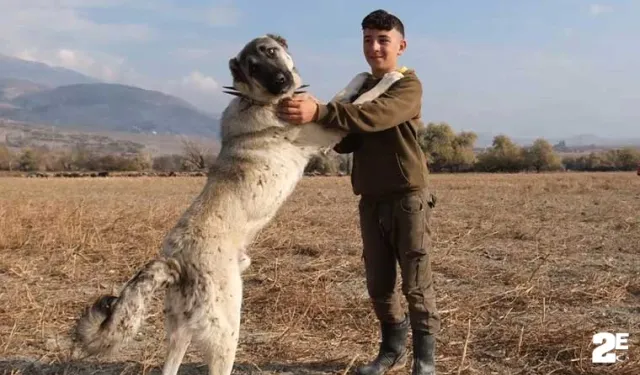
top-left (161, 330), bottom-right (191, 375)
top-left (198, 274), bottom-right (243, 375)
top-left (201, 329), bottom-right (239, 375)
top-left (161, 311), bottom-right (192, 375)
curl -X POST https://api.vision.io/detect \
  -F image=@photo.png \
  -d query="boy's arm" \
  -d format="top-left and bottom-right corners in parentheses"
top-left (315, 74), bottom-right (422, 133)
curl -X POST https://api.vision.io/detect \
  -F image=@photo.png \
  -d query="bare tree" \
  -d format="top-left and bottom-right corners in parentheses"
top-left (0, 143), bottom-right (15, 171)
top-left (181, 137), bottom-right (211, 171)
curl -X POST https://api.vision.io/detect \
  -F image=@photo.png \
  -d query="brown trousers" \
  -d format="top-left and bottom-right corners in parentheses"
top-left (358, 188), bottom-right (441, 334)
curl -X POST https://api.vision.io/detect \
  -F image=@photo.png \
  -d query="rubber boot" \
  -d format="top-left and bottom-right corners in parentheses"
top-left (411, 330), bottom-right (437, 375)
top-left (356, 316), bottom-right (409, 375)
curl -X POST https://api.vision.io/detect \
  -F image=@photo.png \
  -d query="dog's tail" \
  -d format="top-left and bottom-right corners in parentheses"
top-left (74, 257), bottom-right (181, 356)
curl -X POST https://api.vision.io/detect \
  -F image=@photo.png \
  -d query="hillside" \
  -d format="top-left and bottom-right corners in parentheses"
top-left (0, 78), bottom-right (49, 101)
top-left (0, 54), bottom-right (97, 87)
top-left (0, 54), bottom-right (221, 138)
top-left (0, 83), bottom-right (220, 137)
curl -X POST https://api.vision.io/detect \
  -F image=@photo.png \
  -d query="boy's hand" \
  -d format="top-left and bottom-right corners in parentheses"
top-left (277, 94), bottom-right (319, 125)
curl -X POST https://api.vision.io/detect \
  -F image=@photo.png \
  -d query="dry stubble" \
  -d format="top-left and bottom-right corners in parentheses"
top-left (0, 172), bottom-right (638, 375)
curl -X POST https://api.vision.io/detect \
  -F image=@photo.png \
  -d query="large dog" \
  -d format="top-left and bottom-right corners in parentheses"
top-left (73, 34), bottom-right (407, 375)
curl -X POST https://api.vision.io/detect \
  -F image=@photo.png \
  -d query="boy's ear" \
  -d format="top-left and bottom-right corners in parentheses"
top-left (398, 39), bottom-right (407, 55)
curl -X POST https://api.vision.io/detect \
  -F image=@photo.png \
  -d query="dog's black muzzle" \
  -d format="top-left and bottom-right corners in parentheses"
top-left (265, 70), bottom-right (293, 95)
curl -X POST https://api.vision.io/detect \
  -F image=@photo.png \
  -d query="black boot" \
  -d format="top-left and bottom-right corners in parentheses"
top-left (356, 316), bottom-right (410, 375)
top-left (411, 330), bottom-right (436, 375)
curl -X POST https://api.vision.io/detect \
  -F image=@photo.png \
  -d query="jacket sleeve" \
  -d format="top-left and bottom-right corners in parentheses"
top-left (332, 133), bottom-right (362, 154)
top-left (315, 74), bottom-right (422, 133)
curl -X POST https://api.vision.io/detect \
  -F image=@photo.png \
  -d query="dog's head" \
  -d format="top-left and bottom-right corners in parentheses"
top-left (226, 34), bottom-right (303, 104)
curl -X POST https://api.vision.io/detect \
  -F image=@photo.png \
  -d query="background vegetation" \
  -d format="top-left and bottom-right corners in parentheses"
top-left (1, 122), bottom-right (639, 175)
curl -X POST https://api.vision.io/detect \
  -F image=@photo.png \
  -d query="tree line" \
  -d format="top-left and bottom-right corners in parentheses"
top-left (1, 123), bottom-right (639, 175)
top-left (418, 122), bottom-right (640, 173)
top-left (305, 122), bottom-right (640, 175)
top-left (0, 139), bottom-right (214, 173)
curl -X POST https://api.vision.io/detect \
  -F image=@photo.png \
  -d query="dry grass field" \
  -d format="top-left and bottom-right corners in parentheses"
top-left (0, 172), bottom-right (639, 375)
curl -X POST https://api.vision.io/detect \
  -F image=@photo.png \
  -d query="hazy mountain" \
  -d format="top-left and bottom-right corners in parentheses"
top-left (0, 54), bottom-right (220, 138)
top-left (0, 54), bottom-right (97, 87)
top-left (0, 78), bottom-right (49, 101)
top-left (1, 83), bottom-right (220, 137)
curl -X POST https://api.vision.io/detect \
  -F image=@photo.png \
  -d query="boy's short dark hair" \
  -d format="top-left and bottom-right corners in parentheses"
top-left (361, 9), bottom-right (405, 37)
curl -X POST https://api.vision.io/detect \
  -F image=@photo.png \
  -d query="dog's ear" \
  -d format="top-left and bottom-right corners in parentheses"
top-left (266, 34), bottom-right (288, 50)
top-left (229, 57), bottom-right (245, 82)
top-left (229, 57), bottom-right (240, 76)
top-left (229, 57), bottom-right (239, 72)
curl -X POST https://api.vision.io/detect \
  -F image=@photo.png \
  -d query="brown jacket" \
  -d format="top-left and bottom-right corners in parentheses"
top-left (315, 68), bottom-right (429, 197)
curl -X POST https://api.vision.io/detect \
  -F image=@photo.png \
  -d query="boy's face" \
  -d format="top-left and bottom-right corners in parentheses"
top-left (362, 27), bottom-right (406, 76)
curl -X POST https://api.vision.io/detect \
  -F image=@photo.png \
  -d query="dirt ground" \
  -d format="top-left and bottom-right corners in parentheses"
top-left (0, 172), bottom-right (638, 375)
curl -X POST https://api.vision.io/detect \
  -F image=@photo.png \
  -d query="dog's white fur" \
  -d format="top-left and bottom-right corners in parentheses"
top-left (72, 34), bottom-right (405, 375)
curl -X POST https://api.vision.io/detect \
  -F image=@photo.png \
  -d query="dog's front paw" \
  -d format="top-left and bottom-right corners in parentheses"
top-left (320, 146), bottom-right (332, 156)
top-left (331, 72), bottom-right (370, 103)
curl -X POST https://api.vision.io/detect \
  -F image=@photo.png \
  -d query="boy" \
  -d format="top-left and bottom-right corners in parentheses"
top-left (277, 9), bottom-right (440, 375)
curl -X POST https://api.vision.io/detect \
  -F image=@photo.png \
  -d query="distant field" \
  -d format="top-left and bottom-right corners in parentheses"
top-left (0, 173), bottom-right (639, 374)
top-left (0, 120), bottom-right (220, 156)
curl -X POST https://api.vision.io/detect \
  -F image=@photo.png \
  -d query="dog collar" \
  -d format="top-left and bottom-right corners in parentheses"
top-left (221, 84), bottom-right (310, 106)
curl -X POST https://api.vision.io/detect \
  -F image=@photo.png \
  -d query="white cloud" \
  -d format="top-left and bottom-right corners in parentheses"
top-left (0, 0), bottom-right (239, 106)
top-left (180, 71), bottom-right (220, 93)
top-left (0, 3), bottom-right (154, 43)
top-left (589, 4), bottom-right (613, 16)
top-left (153, 70), bottom-right (226, 110)
top-left (0, 0), bottom-right (158, 95)
top-left (8, 46), bottom-right (134, 83)
top-left (11, 49), bottom-right (40, 63)
top-left (56, 49), bottom-right (97, 71)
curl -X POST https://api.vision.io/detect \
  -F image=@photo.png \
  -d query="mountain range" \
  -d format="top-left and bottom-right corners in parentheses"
top-left (0, 54), bottom-right (220, 138)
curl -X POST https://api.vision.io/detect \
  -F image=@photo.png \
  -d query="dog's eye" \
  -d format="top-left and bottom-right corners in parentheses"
top-left (267, 47), bottom-right (276, 57)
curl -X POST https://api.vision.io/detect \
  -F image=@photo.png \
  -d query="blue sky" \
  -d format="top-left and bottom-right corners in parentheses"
top-left (1, 0), bottom-right (638, 140)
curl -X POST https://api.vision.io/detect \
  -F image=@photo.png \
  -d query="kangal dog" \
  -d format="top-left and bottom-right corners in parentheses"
top-left (73, 34), bottom-right (407, 375)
